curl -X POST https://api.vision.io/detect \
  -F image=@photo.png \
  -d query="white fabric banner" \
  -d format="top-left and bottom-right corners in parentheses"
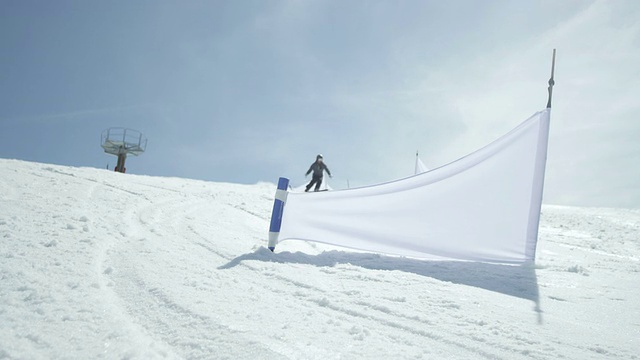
top-left (290, 180), bottom-right (332, 193)
top-left (415, 156), bottom-right (428, 174)
top-left (277, 109), bottom-right (550, 264)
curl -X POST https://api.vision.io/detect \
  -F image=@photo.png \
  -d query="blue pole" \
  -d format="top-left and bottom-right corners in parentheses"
top-left (268, 177), bottom-right (289, 251)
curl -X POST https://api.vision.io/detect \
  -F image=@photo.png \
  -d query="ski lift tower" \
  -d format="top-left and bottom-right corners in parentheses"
top-left (101, 128), bottom-right (147, 173)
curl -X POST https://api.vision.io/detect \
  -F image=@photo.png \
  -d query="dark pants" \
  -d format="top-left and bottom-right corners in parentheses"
top-left (305, 175), bottom-right (323, 192)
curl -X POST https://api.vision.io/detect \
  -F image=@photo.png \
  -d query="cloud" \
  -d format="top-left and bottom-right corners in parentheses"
top-left (0, 103), bottom-right (168, 126)
top-left (373, 0), bottom-right (640, 208)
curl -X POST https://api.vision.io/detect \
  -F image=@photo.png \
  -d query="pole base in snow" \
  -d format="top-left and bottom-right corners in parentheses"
top-left (268, 247), bottom-right (275, 252)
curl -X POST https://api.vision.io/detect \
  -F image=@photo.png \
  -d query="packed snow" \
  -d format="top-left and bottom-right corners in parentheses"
top-left (1, 158), bottom-right (638, 359)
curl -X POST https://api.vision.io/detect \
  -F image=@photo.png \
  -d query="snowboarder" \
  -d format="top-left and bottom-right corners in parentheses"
top-left (305, 154), bottom-right (332, 192)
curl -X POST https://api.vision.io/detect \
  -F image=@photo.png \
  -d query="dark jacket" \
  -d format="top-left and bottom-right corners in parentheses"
top-left (306, 161), bottom-right (331, 178)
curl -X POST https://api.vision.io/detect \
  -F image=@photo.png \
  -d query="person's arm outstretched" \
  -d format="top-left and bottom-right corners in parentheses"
top-left (324, 164), bottom-right (332, 177)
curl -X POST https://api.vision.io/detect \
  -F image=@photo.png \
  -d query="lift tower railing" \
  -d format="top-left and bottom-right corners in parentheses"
top-left (101, 128), bottom-right (147, 173)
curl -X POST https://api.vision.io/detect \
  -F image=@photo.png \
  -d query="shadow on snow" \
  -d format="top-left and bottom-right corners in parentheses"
top-left (220, 247), bottom-right (542, 322)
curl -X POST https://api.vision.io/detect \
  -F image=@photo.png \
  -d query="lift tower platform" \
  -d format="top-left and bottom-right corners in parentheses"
top-left (101, 128), bottom-right (147, 173)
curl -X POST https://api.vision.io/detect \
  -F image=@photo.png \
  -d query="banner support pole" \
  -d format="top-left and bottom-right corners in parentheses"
top-left (268, 177), bottom-right (289, 252)
top-left (546, 49), bottom-right (556, 109)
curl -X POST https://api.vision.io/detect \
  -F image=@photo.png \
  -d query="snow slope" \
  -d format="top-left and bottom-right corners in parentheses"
top-left (1, 158), bottom-right (638, 359)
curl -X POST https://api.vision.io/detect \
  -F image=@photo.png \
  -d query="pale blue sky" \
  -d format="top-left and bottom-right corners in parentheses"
top-left (1, 0), bottom-right (639, 208)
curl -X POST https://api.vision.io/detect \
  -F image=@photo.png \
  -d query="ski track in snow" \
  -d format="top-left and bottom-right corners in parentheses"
top-left (1, 159), bottom-right (639, 359)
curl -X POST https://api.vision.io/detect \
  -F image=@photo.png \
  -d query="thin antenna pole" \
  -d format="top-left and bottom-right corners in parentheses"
top-left (546, 49), bottom-right (556, 109)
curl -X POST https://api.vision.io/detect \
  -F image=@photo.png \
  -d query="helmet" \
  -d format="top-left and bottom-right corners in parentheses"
top-left (316, 154), bottom-right (323, 160)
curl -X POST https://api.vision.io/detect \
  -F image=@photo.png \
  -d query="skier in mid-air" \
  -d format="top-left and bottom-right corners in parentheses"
top-left (305, 154), bottom-right (332, 192)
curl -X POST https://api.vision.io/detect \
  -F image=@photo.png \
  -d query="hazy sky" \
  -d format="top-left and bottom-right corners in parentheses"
top-left (1, 0), bottom-right (638, 208)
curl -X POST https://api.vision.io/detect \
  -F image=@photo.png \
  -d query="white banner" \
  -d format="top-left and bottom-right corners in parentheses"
top-left (415, 156), bottom-right (428, 174)
top-left (277, 109), bottom-right (550, 263)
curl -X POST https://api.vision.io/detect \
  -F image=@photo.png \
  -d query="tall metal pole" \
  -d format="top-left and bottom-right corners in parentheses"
top-left (546, 49), bottom-right (556, 109)
top-left (116, 153), bottom-right (127, 173)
